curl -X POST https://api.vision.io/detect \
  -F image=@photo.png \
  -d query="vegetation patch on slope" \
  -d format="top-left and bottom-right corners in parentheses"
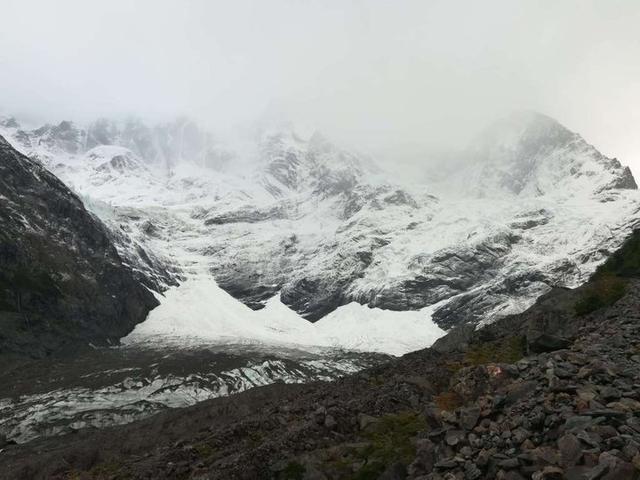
top-left (574, 273), bottom-right (627, 316)
top-left (573, 229), bottom-right (640, 315)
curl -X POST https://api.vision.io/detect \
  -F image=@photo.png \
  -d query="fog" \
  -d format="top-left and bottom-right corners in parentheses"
top-left (1, 0), bottom-right (640, 176)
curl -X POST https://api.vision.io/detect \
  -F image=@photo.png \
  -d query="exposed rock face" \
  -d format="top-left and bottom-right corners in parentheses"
top-left (3, 119), bottom-right (86, 161)
top-left (258, 130), bottom-right (366, 198)
top-left (30, 120), bottom-right (84, 155)
top-left (0, 135), bottom-right (158, 358)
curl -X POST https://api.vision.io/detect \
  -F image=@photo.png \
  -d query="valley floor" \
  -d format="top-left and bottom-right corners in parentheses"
top-left (0, 343), bottom-right (388, 445)
top-left (3, 277), bottom-right (640, 479)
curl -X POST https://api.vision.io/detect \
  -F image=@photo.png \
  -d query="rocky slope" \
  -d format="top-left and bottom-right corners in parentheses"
top-left (0, 135), bottom-right (158, 359)
top-left (3, 230), bottom-right (640, 480)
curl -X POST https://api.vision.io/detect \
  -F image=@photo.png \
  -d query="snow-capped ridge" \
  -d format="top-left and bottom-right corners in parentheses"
top-left (454, 110), bottom-right (637, 198)
top-left (256, 126), bottom-right (380, 200)
top-left (86, 145), bottom-right (148, 172)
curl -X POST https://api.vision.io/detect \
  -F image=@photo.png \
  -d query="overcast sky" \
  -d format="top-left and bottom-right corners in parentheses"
top-left (1, 0), bottom-right (640, 175)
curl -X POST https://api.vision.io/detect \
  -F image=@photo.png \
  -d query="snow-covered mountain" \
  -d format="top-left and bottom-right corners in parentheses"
top-left (1, 111), bottom-right (638, 355)
top-left (454, 111), bottom-right (637, 198)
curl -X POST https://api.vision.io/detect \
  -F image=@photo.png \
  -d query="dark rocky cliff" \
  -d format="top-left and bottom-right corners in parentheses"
top-left (0, 135), bottom-right (158, 359)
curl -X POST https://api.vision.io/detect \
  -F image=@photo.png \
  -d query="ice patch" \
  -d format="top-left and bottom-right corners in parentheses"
top-left (124, 277), bottom-right (446, 356)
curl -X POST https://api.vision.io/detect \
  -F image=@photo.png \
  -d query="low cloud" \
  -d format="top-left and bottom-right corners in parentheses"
top-left (1, 0), bottom-right (639, 174)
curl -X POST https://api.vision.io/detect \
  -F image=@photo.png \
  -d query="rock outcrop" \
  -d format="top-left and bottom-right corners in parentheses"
top-left (0, 135), bottom-right (158, 359)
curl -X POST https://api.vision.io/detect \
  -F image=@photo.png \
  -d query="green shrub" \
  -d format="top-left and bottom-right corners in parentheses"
top-left (326, 411), bottom-right (426, 479)
top-left (193, 442), bottom-right (216, 459)
top-left (596, 230), bottom-right (640, 278)
top-left (280, 461), bottom-right (306, 480)
top-left (464, 335), bottom-right (525, 366)
top-left (364, 411), bottom-right (426, 465)
top-left (575, 274), bottom-right (626, 316)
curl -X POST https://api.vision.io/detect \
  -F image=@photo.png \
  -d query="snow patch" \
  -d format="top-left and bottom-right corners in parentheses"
top-left (124, 277), bottom-right (446, 356)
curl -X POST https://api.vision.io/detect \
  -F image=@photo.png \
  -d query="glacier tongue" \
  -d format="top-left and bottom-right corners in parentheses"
top-left (0, 343), bottom-right (388, 444)
top-left (123, 277), bottom-right (446, 356)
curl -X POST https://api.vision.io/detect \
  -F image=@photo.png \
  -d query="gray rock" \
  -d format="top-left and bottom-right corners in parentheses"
top-left (435, 458), bottom-right (458, 469)
top-left (601, 459), bottom-right (636, 480)
top-left (498, 458), bottom-right (520, 469)
top-left (424, 406), bottom-right (443, 429)
top-left (582, 463), bottom-right (609, 480)
top-left (564, 416), bottom-right (595, 433)
top-left (445, 430), bottom-right (465, 446)
top-left (600, 387), bottom-right (621, 401)
top-left (324, 414), bottom-right (337, 430)
top-left (504, 471), bottom-right (527, 480)
top-left (528, 334), bottom-right (572, 353)
top-left (377, 462), bottom-right (407, 480)
top-left (532, 466), bottom-right (564, 479)
top-left (558, 433), bottom-right (582, 467)
top-left (358, 413), bottom-right (379, 431)
top-left (458, 406), bottom-right (481, 431)
top-left (464, 461), bottom-right (482, 480)
top-left (409, 439), bottom-right (436, 475)
top-left (531, 446), bottom-right (560, 466)
top-left (512, 427), bottom-right (531, 444)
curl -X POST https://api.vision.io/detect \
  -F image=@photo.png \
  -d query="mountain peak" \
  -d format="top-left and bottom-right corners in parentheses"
top-left (504, 110), bottom-right (564, 127)
top-left (463, 111), bottom-right (637, 197)
top-left (473, 110), bottom-right (574, 155)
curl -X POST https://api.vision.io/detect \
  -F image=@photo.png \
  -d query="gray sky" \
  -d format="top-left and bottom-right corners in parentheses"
top-left (1, 0), bottom-right (640, 175)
